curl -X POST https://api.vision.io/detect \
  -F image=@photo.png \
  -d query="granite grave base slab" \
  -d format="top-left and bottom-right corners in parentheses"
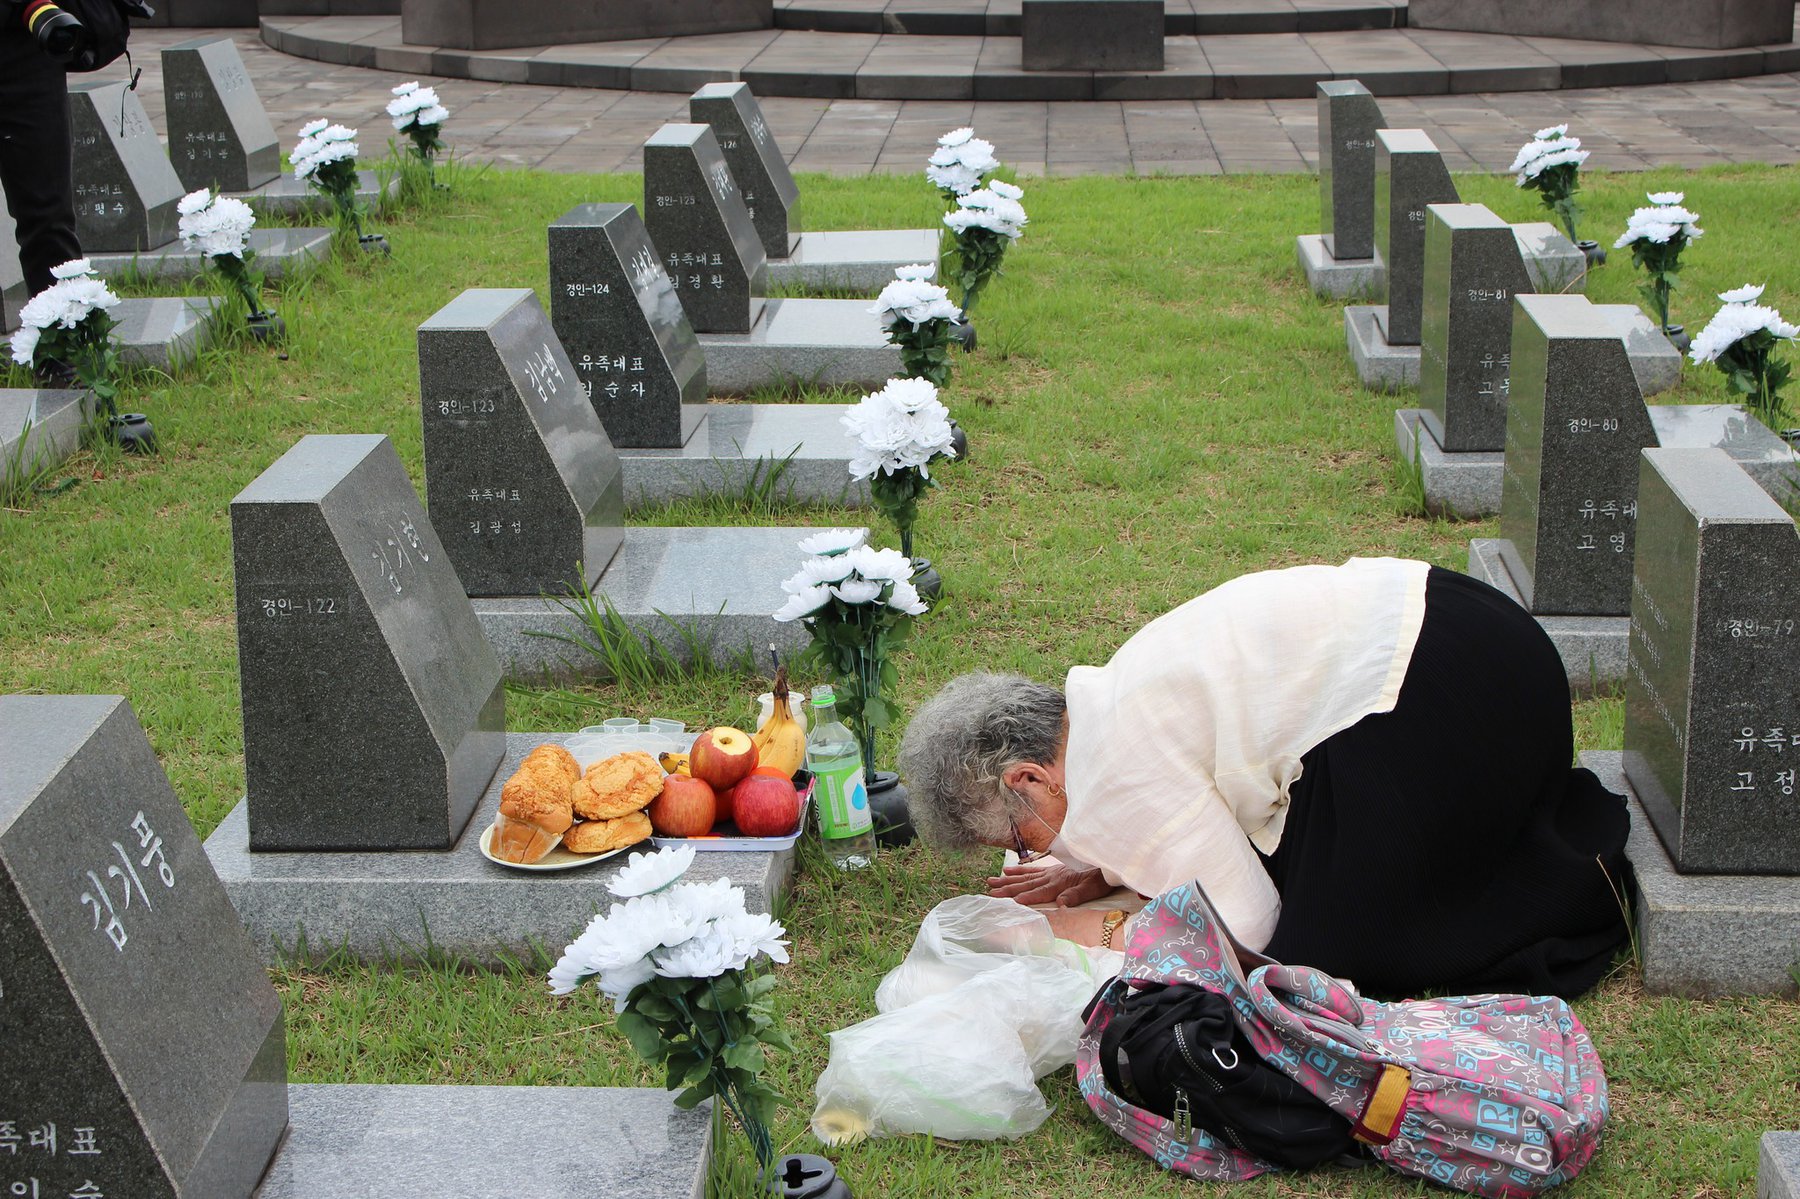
top-left (766, 228), bottom-right (943, 294)
top-left (237, 169), bottom-right (392, 219)
top-left (1581, 753), bottom-right (1800, 997)
top-left (88, 227), bottom-right (333, 283)
top-left (205, 732), bottom-right (794, 963)
top-left (259, 1084), bottom-right (709, 1199)
top-left (618, 403), bottom-right (871, 507)
top-left (114, 296), bottom-right (224, 370)
top-left (1296, 234), bottom-right (1377, 299)
top-left (1469, 537), bottom-right (1625, 691)
top-left (1346, 303), bottom-right (1419, 391)
top-left (0, 389), bottom-right (88, 490)
top-left (1765, 1132), bottom-right (1800, 1199)
top-left (1398, 404), bottom-right (1800, 519)
top-left (698, 297), bottom-right (902, 394)
top-left (472, 525), bottom-right (813, 678)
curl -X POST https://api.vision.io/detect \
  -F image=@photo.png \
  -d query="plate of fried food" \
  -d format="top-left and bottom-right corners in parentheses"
top-left (480, 743), bottom-right (663, 871)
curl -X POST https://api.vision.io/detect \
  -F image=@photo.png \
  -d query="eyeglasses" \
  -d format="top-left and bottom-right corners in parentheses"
top-left (1009, 820), bottom-right (1042, 866)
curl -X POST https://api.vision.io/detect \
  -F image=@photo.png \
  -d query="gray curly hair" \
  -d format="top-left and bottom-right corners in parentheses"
top-left (898, 672), bottom-right (1068, 850)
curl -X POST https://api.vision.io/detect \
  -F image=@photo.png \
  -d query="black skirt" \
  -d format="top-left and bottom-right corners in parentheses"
top-left (1258, 566), bottom-right (1632, 1000)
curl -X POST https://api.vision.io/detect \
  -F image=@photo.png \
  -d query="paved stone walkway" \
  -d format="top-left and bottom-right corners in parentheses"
top-left (130, 27), bottom-right (1800, 175)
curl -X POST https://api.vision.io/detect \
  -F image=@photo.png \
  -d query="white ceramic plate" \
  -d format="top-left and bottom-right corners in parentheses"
top-left (477, 823), bottom-right (640, 872)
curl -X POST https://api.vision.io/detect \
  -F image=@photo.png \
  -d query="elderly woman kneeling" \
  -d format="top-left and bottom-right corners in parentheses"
top-left (899, 557), bottom-right (1631, 999)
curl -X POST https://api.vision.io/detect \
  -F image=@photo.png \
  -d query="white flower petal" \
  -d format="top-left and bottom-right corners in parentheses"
top-left (796, 527), bottom-right (869, 556)
top-left (1719, 284), bottom-right (1766, 305)
top-left (607, 845), bottom-right (696, 897)
top-left (832, 578), bottom-right (884, 605)
top-left (773, 584), bottom-right (834, 622)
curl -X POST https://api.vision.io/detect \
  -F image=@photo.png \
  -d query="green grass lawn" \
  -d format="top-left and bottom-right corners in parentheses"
top-left (4, 158), bottom-right (1798, 1197)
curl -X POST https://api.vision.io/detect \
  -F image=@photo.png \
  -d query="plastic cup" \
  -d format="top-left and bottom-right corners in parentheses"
top-left (648, 718), bottom-right (687, 739)
top-left (601, 717), bottom-right (641, 735)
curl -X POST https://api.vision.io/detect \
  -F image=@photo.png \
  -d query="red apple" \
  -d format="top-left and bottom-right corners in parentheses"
top-left (714, 781), bottom-right (736, 826)
top-left (732, 773), bottom-right (801, 838)
top-left (648, 775), bottom-right (717, 838)
top-left (689, 726), bottom-right (758, 790)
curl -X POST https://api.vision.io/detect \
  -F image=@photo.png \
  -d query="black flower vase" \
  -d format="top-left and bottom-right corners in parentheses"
top-left (866, 772), bottom-right (915, 849)
top-left (359, 232), bottom-right (391, 255)
top-left (1578, 240), bottom-right (1606, 266)
top-left (948, 418), bottom-right (969, 463)
top-left (109, 413), bottom-right (156, 454)
top-left (950, 318), bottom-right (976, 352)
top-left (909, 557), bottom-right (942, 601)
top-left (763, 1153), bottom-right (852, 1199)
top-left (246, 310), bottom-right (286, 342)
top-left (1661, 323), bottom-right (1691, 354)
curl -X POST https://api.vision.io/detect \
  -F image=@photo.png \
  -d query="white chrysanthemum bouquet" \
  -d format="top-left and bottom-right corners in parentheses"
top-left (8, 258), bottom-right (130, 438)
top-left (869, 263), bottom-right (962, 386)
top-left (292, 119), bottom-right (382, 246)
top-left (178, 189), bottom-right (280, 334)
top-left (387, 81), bottom-right (450, 185)
top-left (944, 181), bottom-right (1027, 317)
top-left (842, 376), bottom-right (958, 562)
top-left (1614, 191), bottom-right (1702, 336)
top-left (1511, 123), bottom-right (1593, 251)
top-left (548, 845), bottom-right (792, 1170)
top-left (1690, 284), bottom-right (1797, 426)
top-left (926, 127), bottom-right (999, 202)
top-left (773, 529), bottom-right (930, 772)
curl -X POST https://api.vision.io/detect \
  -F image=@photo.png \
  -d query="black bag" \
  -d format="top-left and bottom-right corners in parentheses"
top-left (43, 0), bottom-right (154, 73)
top-left (1091, 981), bottom-right (1356, 1169)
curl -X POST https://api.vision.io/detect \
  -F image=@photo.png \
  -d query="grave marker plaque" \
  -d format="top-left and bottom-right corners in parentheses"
top-left (1498, 293), bottom-right (1658, 615)
top-left (549, 203), bottom-right (706, 449)
top-left (69, 81), bottom-right (184, 253)
top-left (1418, 203), bottom-right (1535, 452)
top-left (0, 694), bottom-right (289, 1197)
top-left (689, 83), bottom-right (800, 260)
top-left (419, 288), bottom-right (625, 595)
top-left (1373, 128), bottom-right (1458, 346)
top-left (1318, 80), bottom-right (1383, 261)
top-left (231, 434), bottom-right (506, 850)
top-left (642, 123), bottom-right (767, 335)
top-left (1625, 446), bottom-right (1800, 875)
top-left (162, 36), bottom-right (279, 194)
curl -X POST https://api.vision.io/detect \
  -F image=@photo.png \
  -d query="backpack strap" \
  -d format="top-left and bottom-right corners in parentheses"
top-left (1349, 1063), bottom-right (1412, 1146)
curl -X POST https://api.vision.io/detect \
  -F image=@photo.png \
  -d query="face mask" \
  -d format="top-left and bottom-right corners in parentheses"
top-left (1048, 834), bottom-right (1096, 873)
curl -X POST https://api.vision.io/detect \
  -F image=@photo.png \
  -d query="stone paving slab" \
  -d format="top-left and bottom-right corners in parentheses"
top-left (120, 26), bottom-right (1800, 176)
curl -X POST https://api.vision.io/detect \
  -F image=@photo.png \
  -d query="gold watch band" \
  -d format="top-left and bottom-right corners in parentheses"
top-left (1099, 908), bottom-right (1128, 950)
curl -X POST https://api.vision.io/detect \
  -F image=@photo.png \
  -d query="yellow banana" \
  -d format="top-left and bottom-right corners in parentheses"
top-left (658, 751), bottom-right (690, 776)
top-left (752, 667), bottom-right (808, 778)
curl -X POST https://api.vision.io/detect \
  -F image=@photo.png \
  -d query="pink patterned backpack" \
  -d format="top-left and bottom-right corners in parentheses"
top-left (1076, 883), bottom-right (1610, 1197)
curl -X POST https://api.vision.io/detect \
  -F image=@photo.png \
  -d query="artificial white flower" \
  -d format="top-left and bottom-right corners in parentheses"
top-left (177, 189), bottom-right (211, 217)
top-left (773, 584), bottom-right (834, 622)
top-left (415, 104), bottom-right (449, 127)
top-left (177, 190), bottom-right (257, 259)
top-left (1689, 301), bottom-right (1799, 364)
top-left (50, 258), bottom-right (93, 280)
top-left (1720, 284), bottom-right (1766, 305)
top-left (988, 179), bottom-right (1024, 201)
top-left (1534, 123), bottom-right (1568, 141)
top-left (926, 132), bottom-right (999, 195)
top-left (596, 957), bottom-right (657, 1008)
top-left (9, 325), bottom-right (39, 366)
top-left (1614, 203), bottom-right (1701, 250)
top-left (608, 845), bottom-right (696, 897)
top-left (938, 126), bottom-right (974, 148)
top-left (894, 262), bottom-right (934, 281)
top-left (868, 276), bottom-right (961, 330)
top-left (882, 376), bottom-right (943, 414)
top-left (846, 544), bottom-right (915, 583)
top-left (298, 117), bottom-right (327, 138)
top-left (715, 910), bottom-right (790, 969)
top-left (10, 263), bottom-right (120, 365)
top-left (886, 577), bottom-right (928, 616)
top-left (653, 923), bottom-right (739, 979)
top-left (945, 188), bottom-right (1028, 240)
top-left (785, 555), bottom-right (856, 590)
top-left (1647, 191), bottom-right (1685, 206)
top-left (796, 528), bottom-right (868, 556)
top-left (831, 578), bottom-right (884, 605)
top-left (1509, 130), bottom-right (1587, 181)
top-left (387, 83), bottom-right (448, 130)
top-left (391, 80), bottom-right (420, 96)
top-left (843, 379), bottom-right (957, 481)
top-left (291, 121), bottom-right (360, 183)
top-left (926, 161), bottom-right (983, 196)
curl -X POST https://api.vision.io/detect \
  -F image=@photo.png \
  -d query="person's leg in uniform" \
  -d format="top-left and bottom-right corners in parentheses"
top-left (0, 32), bottom-right (82, 296)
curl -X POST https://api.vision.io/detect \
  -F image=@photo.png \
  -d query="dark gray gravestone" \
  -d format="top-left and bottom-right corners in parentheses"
top-left (1418, 203), bottom-right (1535, 453)
top-left (548, 203), bottom-right (706, 449)
top-left (1625, 447), bottom-right (1800, 875)
top-left (0, 694), bottom-right (289, 1197)
top-left (231, 434), bottom-right (506, 850)
top-left (419, 288), bottom-right (625, 596)
top-left (1020, 0), bottom-right (1164, 70)
top-left (1498, 293), bottom-right (1659, 616)
top-left (1318, 80), bottom-right (1383, 261)
top-left (68, 81), bottom-right (184, 254)
top-left (689, 83), bottom-right (799, 260)
top-left (1373, 128), bottom-right (1458, 347)
top-left (642, 123), bottom-right (767, 335)
top-left (1, 208), bottom-right (24, 332)
top-left (162, 36), bottom-right (280, 193)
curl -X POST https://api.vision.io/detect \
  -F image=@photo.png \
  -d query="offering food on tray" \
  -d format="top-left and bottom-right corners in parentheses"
top-left (563, 810), bottom-right (653, 854)
top-left (491, 744), bottom-right (580, 864)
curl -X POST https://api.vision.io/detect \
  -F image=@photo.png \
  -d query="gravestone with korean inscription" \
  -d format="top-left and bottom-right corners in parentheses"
top-left (548, 203), bottom-right (706, 449)
top-left (231, 434), bottom-right (507, 851)
top-left (1373, 128), bottom-right (1459, 347)
top-left (1497, 293), bottom-right (1659, 615)
top-left (68, 80), bottom-right (185, 254)
top-left (689, 83), bottom-right (799, 260)
top-left (1318, 80), bottom-right (1383, 262)
top-left (1625, 446), bottom-right (1800, 874)
top-left (0, 693), bottom-right (289, 1197)
top-left (162, 36), bottom-right (280, 194)
top-left (419, 288), bottom-right (626, 595)
top-left (1418, 203), bottom-right (1536, 452)
top-left (642, 123), bottom-right (768, 335)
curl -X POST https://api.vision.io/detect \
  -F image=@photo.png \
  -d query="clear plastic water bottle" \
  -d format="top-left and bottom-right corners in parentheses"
top-left (806, 685), bottom-right (874, 869)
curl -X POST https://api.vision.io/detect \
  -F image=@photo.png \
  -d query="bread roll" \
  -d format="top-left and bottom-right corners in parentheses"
top-left (563, 811), bottom-right (653, 855)
top-left (492, 744), bottom-right (579, 864)
top-left (572, 751), bottom-right (664, 820)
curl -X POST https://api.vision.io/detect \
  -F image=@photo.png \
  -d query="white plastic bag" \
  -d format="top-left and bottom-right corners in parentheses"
top-left (810, 896), bottom-right (1124, 1143)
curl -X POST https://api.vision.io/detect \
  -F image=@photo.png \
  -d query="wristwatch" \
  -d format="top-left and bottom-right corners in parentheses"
top-left (1099, 909), bottom-right (1128, 950)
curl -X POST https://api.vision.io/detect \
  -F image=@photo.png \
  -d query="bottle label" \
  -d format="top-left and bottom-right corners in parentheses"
top-left (816, 764), bottom-right (871, 839)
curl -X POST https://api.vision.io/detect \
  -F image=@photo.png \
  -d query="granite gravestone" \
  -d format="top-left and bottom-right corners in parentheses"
top-left (69, 81), bottom-right (184, 254)
top-left (419, 289), bottom-right (625, 596)
top-left (689, 83), bottom-right (799, 260)
top-left (1374, 128), bottom-right (1459, 347)
top-left (1318, 80), bottom-right (1384, 262)
top-left (642, 123), bottom-right (767, 335)
top-left (1498, 293), bottom-right (1659, 616)
top-left (1020, 0), bottom-right (1164, 71)
top-left (1418, 203), bottom-right (1536, 453)
top-left (548, 204), bottom-right (706, 450)
top-left (162, 36), bottom-right (280, 194)
top-left (231, 434), bottom-right (507, 851)
top-left (0, 694), bottom-right (289, 1197)
top-left (1625, 446), bottom-right (1800, 875)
